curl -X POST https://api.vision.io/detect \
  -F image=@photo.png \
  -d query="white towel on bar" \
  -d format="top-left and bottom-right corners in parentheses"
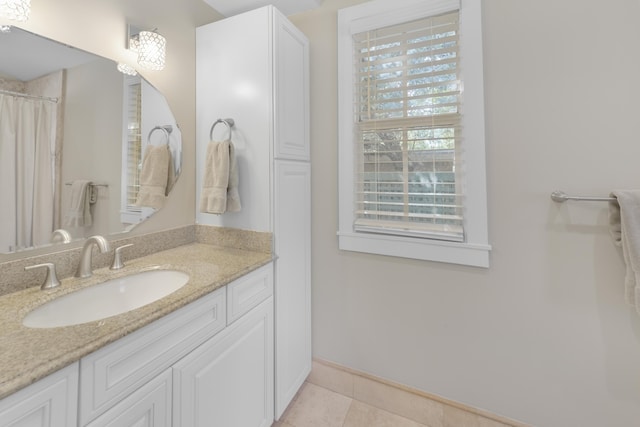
top-left (199, 140), bottom-right (241, 214)
top-left (64, 180), bottom-right (92, 227)
top-left (226, 141), bottom-right (241, 212)
top-left (609, 190), bottom-right (640, 314)
top-left (135, 144), bottom-right (172, 209)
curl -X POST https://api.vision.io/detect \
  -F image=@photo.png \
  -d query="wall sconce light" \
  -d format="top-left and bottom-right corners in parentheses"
top-left (117, 63), bottom-right (138, 76)
top-left (126, 25), bottom-right (166, 71)
top-left (0, 0), bottom-right (31, 22)
top-left (137, 30), bottom-right (166, 70)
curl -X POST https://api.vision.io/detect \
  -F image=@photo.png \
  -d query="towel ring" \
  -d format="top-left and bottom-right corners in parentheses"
top-left (209, 118), bottom-right (235, 141)
top-left (148, 125), bottom-right (173, 145)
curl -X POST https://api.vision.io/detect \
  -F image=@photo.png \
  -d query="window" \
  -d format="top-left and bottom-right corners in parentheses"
top-left (337, 0), bottom-right (490, 267)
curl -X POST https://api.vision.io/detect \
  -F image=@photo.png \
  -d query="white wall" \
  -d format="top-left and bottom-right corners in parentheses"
top-left (291, 1), bottom-right (640, 426)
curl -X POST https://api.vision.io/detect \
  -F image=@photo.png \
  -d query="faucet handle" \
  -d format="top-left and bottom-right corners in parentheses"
top-left (25, 263), bottom-right (61, 290)
top-left (110, 244), bottom-right (134, 270)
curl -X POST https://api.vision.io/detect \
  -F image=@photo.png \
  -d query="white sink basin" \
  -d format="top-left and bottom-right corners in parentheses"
top-left (23, 269), bottom-right (189, 328)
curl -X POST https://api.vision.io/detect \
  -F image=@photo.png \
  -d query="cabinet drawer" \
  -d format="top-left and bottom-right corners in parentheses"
top-left (79, 287), bottom-right (226, 425)
top-left (227, 263), bottom-right (273, 325)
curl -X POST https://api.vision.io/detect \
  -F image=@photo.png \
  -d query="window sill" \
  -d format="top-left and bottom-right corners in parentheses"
top-left (337, 231), bottom-right (491, 268)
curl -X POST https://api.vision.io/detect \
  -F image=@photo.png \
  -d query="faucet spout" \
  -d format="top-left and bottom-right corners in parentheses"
top-left (75, 235), bottom-right (110, 278)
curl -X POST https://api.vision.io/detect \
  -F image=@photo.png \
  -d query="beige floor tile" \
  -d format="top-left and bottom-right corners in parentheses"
top-left (444, 405), bottom-right (516, 427)
top-left (353, 376), bottom-right (444, 427)
top-left (343, 400), bottom-right (428, 427)
top-left (307, 360), bottom-right (355, 397)
top-left (281, 382), bottom-right (353, 427)
top-left (477, 416), bottom-right (513, 427)
top-left (272, 421), bottom-right (295, 427)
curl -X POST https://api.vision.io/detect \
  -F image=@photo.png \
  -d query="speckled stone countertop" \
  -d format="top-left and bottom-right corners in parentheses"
top-left (0, 242), bottom-right (272, 400)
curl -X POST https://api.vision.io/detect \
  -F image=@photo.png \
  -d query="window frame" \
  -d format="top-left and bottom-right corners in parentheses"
top-left (337, 0), bottom-right (491, 267)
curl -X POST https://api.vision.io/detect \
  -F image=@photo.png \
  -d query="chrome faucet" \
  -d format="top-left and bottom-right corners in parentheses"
top-left (51, 228), bottom-right (71, 244)
top-left (75, 235), bottom-right (110, 278)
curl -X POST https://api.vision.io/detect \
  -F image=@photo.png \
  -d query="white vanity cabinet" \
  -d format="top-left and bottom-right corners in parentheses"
top-left (196, 5), bottom-right (311, 419)
top-left (173, 297), bottom-right (274, 427)
top-left (79, 285), bottom-right (228, 425)
top-left (0, 263), bottom-right (274, 427)
top-left (0, 362), bottom-right (78, 427)
top-left (80, 263), bottom-right (273, 427)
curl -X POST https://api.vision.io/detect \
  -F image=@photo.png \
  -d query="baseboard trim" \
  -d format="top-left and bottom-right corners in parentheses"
top-left (308, 358), bottom-right (531, 427)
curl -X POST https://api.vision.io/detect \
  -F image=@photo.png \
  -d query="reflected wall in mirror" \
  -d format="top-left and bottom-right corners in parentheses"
top-left (0, 26), bottom-right (182, 254)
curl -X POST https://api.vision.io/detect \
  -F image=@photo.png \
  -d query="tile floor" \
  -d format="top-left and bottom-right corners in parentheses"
top-left (274, 381), bottom-right (433, 427)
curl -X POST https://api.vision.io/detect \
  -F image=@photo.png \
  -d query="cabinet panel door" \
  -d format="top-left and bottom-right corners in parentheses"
top-left (274, 10), bottom-right (310, 161)
top-left (0, 362), bottom-right (78, 427)
top-left (173, 297), bottom-right (274, 427)
top-left (86, 369), bottom-right (171, 427)
top-left (274, 161), bottom-right (311, 418)
top-left (80, 287), bottom-right (226, 425)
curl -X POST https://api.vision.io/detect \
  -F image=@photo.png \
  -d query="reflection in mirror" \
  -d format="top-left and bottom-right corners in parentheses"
top-left (0, 26), bottom-right (182, 254)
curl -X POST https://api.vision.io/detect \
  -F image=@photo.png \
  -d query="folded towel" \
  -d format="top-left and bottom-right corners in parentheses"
top-left (136, 144), bottom-right (171, 209)
top-left (64, 180), bottom-right (92, 227)
top-left (609, 190), bottom-right (640, 314)
top-left (165, 149), bottom-right (177, 196)
top-left (200, 140), bottom-right (229, 214)
top-left (226, 142), bottom-right (241, 212)
top-left (200, 140), bottom-right (241, 214)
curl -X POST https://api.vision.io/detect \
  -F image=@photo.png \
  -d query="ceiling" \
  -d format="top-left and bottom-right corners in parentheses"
top-left (202, 0), bottom-right (323, 17)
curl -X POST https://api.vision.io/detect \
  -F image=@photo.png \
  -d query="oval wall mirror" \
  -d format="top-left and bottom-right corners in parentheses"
top-left (0, 26), bottom-right (182, 254)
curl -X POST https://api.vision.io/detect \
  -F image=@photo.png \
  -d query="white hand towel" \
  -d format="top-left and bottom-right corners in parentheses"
top-left (609, 190), bottom-right (640, 314)
top-left (64, 180), bottom-right (92, 227)
top-left (226, 142), bottom-right (241, 212)
top-left (135, 144), bottom-right (171, 209)
top-left (200, 140), bottom-right (241, 214)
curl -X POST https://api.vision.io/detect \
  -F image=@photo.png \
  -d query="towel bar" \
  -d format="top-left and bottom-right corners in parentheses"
top-left (550, 190), bottom-right (616, 203)
top-left (148, 125), bottom-right (173, 145)
top-left (209, 118), bottom-right (235, 141)
top-left (64, 182), bottom-right (108, 187)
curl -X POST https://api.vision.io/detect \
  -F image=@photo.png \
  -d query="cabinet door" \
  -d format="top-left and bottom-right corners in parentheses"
top-left (274, 9), bottom-right (310, 161)
top-left (86, 369), bottom-right (171, 427)
top-left (80, 287), bottom-right (226, 425)
top-left (0, 362), bottom-right (78, 427)
top-left (274, 160), bottom-right (311, 418)
top-left (173, 297), bottom-right (274, 427)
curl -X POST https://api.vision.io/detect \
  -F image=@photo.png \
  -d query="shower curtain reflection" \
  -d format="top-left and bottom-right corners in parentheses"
top-left (0, 94), bottom-right (57, 252)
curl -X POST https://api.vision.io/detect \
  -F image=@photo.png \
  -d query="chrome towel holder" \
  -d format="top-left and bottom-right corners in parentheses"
top-left (209, 118), bottom-right (235, 141)
top-left (148, 125), bottom-right (173, 145)
top-left (550, 190), bottom-right (616, 203)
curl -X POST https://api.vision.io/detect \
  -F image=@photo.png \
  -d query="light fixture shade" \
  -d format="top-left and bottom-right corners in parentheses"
top-left (117, 62), bottom-right (138, 76)
top-left (137, 30), bottom-right (166, 71)
top-left (0, 0), bottom-right (30, 21)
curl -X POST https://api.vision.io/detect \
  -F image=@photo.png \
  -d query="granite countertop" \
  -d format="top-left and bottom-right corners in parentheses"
top-left (0, 243), bottom-right (272, 400)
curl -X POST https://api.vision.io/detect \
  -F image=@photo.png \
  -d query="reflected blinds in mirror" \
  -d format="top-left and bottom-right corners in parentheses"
top-left (122, 77), bottom-right (142, 223)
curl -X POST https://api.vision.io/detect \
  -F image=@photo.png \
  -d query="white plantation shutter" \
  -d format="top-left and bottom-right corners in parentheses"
top-left (120, 76), bottom-right (143, 224)
top-left (353, 10), bottom-right (463, 242)
top-left (125, 81), bottom-right (142, 209)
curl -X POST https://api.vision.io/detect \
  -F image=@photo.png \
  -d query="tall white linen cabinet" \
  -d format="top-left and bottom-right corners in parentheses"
top-left (195, 5), bottom-right (311, 423)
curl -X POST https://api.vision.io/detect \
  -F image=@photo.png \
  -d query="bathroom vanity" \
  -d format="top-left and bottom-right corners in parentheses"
top-left (0, 243), bottom-right (273, 426)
